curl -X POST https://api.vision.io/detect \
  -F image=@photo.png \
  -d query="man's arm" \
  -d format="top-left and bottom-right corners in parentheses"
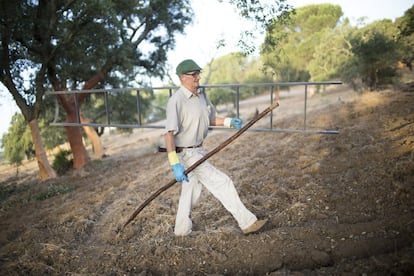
top-left (211, 117), bottom-right (243, 129)
top-left (211, 117), bottom-right (225, 126)
top-left (164, 130), bottom-right (176, 152)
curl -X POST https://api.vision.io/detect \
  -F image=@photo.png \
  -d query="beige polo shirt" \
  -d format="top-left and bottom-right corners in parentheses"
top-left (165, 86), bottom-right (216, 147)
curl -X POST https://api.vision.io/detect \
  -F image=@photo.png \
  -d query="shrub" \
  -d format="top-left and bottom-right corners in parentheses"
top-left (52, 149), bottom-right (73, 175)
top-left (34, 184), bottom-right (74, 201)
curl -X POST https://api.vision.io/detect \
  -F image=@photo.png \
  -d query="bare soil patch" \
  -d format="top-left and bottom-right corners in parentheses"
top-left (0, 86), bottom-right (413, 275)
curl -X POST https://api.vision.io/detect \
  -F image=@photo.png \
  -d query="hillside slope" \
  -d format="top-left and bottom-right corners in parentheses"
top-left (0, 87), bottom-right (413, 275)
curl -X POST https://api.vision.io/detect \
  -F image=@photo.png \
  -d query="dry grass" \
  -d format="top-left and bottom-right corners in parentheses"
top-left (0, 86), bottom-right (413, 275)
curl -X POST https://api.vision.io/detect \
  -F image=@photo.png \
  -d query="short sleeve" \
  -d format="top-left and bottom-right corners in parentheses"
top-left (165, 94), bottom-right (180, 135)
top-left (205, 93), bottom-right (216, 123)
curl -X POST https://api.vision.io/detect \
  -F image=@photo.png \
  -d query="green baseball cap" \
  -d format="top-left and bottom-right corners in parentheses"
top-left (176, 59), bottom-right (202, 75)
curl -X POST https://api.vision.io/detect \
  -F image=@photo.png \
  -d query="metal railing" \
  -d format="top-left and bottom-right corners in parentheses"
top-left (46, 81), bottom-right (342, 134)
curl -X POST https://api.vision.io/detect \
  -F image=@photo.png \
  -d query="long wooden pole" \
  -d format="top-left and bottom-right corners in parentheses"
top-left (122, 101), bottom-right (280, 230)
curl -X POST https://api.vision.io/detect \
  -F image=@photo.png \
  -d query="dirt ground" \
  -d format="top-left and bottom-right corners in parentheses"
top-left (0, 84), bottom-right (413, 275)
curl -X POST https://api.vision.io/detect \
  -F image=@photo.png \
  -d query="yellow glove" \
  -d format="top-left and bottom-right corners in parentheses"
top-left (168, 151), bottom-right (180, 165)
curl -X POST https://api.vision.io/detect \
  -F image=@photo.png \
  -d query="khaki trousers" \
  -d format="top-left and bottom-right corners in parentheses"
top-left (174, 148), bottom-right (257, 236)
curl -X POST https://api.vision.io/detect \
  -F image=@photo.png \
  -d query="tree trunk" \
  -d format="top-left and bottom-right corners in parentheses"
top-left (28, 119), bottom-right (57, 181)
top-left (50, 63), bottom-right (111, 168)
top-left (65, 109), bottom-right (90, 169)
top-left (80, 113), bottom-right (105, 159)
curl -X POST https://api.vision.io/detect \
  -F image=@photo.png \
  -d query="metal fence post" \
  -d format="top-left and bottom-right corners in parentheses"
top-left (104, 91), bottom-right (110, 125)
top-left (136, 90), bottom-right (142, 126)
top-left (74, 93), bottom-right (80, 124)
top-left (304, 84), bottom-right (308, 130)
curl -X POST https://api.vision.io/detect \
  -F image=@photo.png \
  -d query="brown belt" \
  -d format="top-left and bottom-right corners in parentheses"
top-left (176, 143), bottom-right (203, 153)
top-left (158, 143), bottom-right (203, 153)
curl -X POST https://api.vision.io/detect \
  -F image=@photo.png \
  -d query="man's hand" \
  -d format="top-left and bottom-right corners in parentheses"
top-left (224, 117), bottom-right (243, 130)
top-left (230, 118), bottom-right (243, 130)
top-left (171, 163), bottom-right (189, 182)
top-left (168, 151), bottom-right (189, 182)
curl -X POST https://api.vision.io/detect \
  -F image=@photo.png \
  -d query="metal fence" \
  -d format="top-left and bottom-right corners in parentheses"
top-left (46, 81), bottom-right (342, 134)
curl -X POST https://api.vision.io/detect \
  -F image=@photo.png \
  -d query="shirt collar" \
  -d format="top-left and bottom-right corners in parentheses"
top-left (181, 85), bottom-right (199, 98)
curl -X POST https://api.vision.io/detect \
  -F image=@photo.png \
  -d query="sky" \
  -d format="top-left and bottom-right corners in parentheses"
top-left (0, 0), bottom-right (412, 140)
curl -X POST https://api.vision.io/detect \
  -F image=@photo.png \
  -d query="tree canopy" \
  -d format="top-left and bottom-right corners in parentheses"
top-left (341, 20), bottom-right (401, 90)
top-left (1, 113), bottom-right (32, 170)
top-left (396, 5), bottom-right (414, 69)
top-left (0, 0), bottom-right (194, 177)
top-left (260, 3), bottom-right (412, 91)
top-left (262, 4), bottom-right (343, 81)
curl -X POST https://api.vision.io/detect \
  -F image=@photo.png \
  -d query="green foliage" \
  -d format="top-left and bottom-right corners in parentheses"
top-left (227, 0), bottom-right (293, 54)
top-left (294, 4), bottom-right (343, 33)
top-left (260, 3), bottom-right (414, 91)
top-left (208, 88), bottom-right (237, 107)
top-left (341, 20), bottom-right (400, 91)
top-left (0, 181), bottom-right (73, 210)
top-left (38, 96), bottom-right (68, 150)
top-left (39, 118), bottom-right (67, 151)
top-left (0, 183), bottom-right (30, 210)
top-left (52, 150), bottom-right (73, 176)
top-left (80, 88), bottom-right (155, 134)
top-left (396, 5), bottom-right (414, 69)
top-left (203, 53), bottom-right (273, 105)
top-left (148, 89), bottom-right (170, 122)
top-left (1, 106), bottom-right (68, 168)
top-left (308, 23), bottom-right (354, 81)
top-left (0, 0), bottom-right (194, 172)
top-left (0, 151), bottom-right (5, 164)
top-left (262, 4), bottom-right (343, 81)
top-left (34, 184), bottom-right (74, 201)
top-left (1, 113), bottom-right (32, 167)
top-left (38, 0), bottom-right (195, 87)
top-left (0, 184), bottom-right (19, 202)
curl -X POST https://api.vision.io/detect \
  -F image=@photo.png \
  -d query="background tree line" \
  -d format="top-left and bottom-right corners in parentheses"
top-left (1, 1), bottom-right (413, 178)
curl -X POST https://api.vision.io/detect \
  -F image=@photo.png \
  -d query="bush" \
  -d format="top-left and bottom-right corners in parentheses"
top-left (34, 184), bottom-right (74, 201)
top-left (52, 150), bottom-right (73, 175)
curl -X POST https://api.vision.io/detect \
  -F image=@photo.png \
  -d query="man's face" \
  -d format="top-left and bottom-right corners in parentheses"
top-left (180, 71), bottom-right (201, 93)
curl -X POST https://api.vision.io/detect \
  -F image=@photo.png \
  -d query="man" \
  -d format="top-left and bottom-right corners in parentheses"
top-left (164, 59), bottom-right (267, 236)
